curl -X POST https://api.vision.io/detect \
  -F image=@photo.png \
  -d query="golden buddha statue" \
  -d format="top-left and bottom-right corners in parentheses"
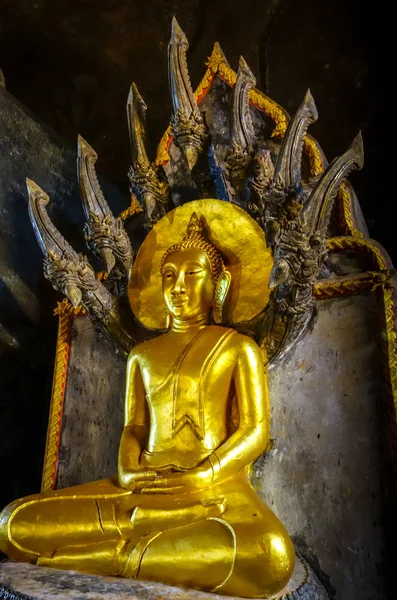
top-left (0, 204), bottom-right (294, 598)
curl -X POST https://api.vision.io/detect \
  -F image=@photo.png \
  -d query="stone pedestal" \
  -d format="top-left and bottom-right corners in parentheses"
top-left (0, 557), bottom-right (328, 600)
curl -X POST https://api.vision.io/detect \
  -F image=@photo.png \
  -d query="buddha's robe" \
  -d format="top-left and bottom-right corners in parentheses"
top-left (0, 326), bottom-right (294, 598)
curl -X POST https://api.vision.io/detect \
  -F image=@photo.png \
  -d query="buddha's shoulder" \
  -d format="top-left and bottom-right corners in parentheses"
top-left (204, 326), bottom-right (262, 358)
top-left (208, 327), bottom-right (263, 364)
top-left (127, 333), bottom-right (169, 362)
top-left (205, 325), bottom-right (254, 343)
top-left (223, 327), bottom-right (262, 352)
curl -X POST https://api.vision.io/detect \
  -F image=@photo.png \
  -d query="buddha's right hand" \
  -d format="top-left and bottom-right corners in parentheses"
top-left (118, 467), bottom-right (158, 491)
top-left (118, 427), bottom-right (157, 490)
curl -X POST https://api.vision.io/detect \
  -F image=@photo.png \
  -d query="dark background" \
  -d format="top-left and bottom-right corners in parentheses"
top-left (0, 0), bottom-right (393, 541)
top-left (0, 0), bottom-right (392, 248)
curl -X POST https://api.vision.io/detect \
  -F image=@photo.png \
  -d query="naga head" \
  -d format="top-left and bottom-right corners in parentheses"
top-left (27, 178), bottom-right (97, 308)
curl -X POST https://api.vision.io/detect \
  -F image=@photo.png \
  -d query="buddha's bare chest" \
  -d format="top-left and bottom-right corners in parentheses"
top-left (138, 329), bottom-right (236, 394)
top-left (138, 335), bottom-right (193, 391)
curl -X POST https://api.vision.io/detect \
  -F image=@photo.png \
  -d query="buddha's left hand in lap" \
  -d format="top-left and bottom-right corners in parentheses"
top-left (132, 460), bottom-right (214, 494)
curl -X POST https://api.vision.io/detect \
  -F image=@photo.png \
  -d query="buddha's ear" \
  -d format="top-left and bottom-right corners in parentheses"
top-left (213, 270), bottom-right (232, 324)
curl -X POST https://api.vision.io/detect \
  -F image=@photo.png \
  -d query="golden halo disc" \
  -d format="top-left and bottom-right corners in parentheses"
top-left (128, 199), bottom-right (273, 329)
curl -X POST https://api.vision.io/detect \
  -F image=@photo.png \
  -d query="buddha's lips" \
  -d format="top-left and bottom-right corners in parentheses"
top-left (171, 297), bottom-right (188, 307)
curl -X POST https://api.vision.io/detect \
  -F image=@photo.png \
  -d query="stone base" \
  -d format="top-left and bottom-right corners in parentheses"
top-left (0, 556), bottom-right (329, 599)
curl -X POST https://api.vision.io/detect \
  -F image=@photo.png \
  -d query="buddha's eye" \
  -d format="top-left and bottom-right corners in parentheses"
top-left (187, 268), bottom-right (202, 275)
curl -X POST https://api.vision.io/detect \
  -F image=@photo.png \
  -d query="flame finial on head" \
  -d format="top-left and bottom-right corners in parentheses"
top-left (186, 212), bottom-right (203, 236)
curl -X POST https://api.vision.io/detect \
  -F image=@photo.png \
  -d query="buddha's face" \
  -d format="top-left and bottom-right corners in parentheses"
top-left (162, 248), bottom-right (215, 321)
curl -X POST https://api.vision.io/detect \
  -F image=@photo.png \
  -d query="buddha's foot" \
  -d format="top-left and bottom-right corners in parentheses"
top-left (130, 496), bottom-right (227, 537)
top-left (36, 539), bottom-right (126, 576)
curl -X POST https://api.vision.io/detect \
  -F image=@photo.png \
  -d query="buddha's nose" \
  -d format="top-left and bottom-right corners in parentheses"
top-left (172, 271), bottom-right (187, 295)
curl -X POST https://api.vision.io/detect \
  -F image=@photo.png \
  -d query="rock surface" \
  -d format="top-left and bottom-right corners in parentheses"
top-left (0, 557), bottom-right (329, 599)
top-left (57, 317), bottom-right (126, 488)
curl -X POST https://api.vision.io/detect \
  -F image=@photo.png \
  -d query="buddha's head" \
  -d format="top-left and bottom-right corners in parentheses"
top-left (160, 213), bottom-right (231, 325)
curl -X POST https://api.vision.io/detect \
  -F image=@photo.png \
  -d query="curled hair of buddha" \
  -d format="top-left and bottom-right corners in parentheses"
top-left (160, 212), bottom-right (225, 282)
